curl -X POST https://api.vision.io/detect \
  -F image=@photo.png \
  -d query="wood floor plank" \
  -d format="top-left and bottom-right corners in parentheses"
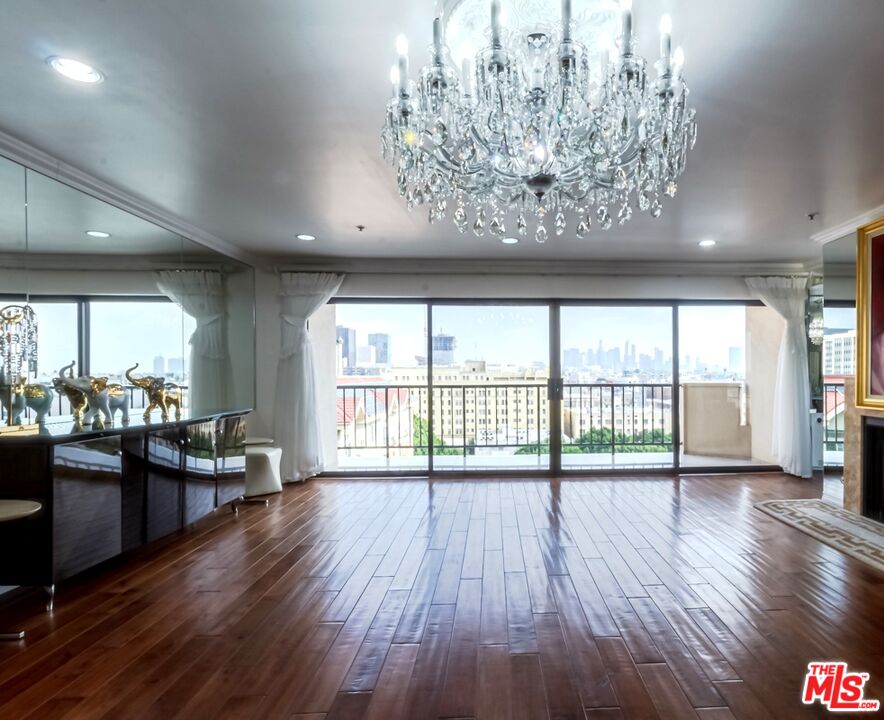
top-left (439, 578), bottom-right (482, 718)
top-left (549, 574), bottom-right (617, 708)
top-left (510, 652), bottom-right (549, 720)
top-left (480, 550), bottom-right (508, 645)
top-left (363, 643), bottom-right (419, 720)
top-left (339, 588), bottom-right (410, 692)
top-left (476, 644), bottom-right (512, 720)
top-left (534, 613), bottom-right (586, 720)
top-left (401, 603), bottom-right (456, 720)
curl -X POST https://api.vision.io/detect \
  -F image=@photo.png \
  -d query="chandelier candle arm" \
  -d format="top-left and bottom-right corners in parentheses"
top-left (620, 0), bottom-right (633, 53)
top-left (462, 55), bottom-right (473, 97)
top-left (562, 0), bottom-right (573, 42)
top-left (433, 17), bottom-right (444, 64)
top-left (396, 34), bottom-right (409, 100)
top-left (491, 0), bottom-right (502, 48)
top-left (659, 14), bottom-right (672, 59)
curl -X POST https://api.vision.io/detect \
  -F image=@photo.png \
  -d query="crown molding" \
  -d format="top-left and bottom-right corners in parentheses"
top-left (811, 202), bottom-right (884, 245)
top-left (0, 128), bottom-right (258, 267)
top-left (264, 255), bottom-right (814, 277)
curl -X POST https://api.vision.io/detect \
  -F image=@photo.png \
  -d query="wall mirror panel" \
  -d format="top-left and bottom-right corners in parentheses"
top-left (0, 156), bottom-right (255, 432)
top-left (821, 233), bottom-right (857, 469)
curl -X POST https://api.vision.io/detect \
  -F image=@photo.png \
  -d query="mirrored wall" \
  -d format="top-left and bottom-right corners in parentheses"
top-left (820, 233), bottom-right (856, 468)
top-left (0, 156), bottom-right (255, 429)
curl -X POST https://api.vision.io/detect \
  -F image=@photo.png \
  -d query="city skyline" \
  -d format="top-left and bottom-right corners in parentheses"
top-left (334, 303), bottom-right (751, 375)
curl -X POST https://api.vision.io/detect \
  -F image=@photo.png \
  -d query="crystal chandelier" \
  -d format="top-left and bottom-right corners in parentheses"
top-left (381, 0), bottom-right (697, 243)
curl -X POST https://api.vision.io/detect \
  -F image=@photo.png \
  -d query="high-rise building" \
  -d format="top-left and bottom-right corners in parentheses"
top-left (153, 355), bottom-right (165, 376)
top-left (368, 333), bottom-right (390, 365)
top-left (336, 326), bottom-right (356, 369)
top-left (823, 330), bottom-right (856, 376)
top-left (356, 345), bottom-right (377, 366)
top-left (432, 333), bottom-right (457, 365)
top-left (653, 347), bottom-right (664, 372)
top-left (563, 348), bottom-right (583, 369)
top-left (167, 357), bottom-right (184, 377)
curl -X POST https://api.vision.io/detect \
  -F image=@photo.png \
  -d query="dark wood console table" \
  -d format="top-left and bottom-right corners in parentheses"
top-left (0, 411), bottom-right (247, 589)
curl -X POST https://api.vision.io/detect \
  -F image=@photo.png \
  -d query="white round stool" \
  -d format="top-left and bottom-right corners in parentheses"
top-left (0, 500), bottom-right (42, 641)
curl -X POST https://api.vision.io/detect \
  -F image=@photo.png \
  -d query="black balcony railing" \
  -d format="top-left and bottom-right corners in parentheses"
top-left (823, 381), bottom-right (846, 457)
top-left (336, 381), bottom-right (673, 462)
top-left (337, 384), bottom-right (429, 456)
top-left (562, 383), bottom-right (673, 456)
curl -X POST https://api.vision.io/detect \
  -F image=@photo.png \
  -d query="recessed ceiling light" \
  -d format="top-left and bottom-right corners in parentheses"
top-left (501, 237), bottom-right (519, 245)
top-left (48, 56), bottom-right (104, 84)
top-left (85, 230), bottom-right (111, 238)
top-left (296, 233), bottom-right (316, 241)
top-left (698, 239), bottom-right (716, 248)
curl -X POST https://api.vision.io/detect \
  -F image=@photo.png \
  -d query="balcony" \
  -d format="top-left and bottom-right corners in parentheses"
top-left (335, 380), bottom-right (770, 472)
top-left (823, 380), bottom-right (846, 467)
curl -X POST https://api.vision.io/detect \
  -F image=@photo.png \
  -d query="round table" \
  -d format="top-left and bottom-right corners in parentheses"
top-left (0, 499), bottom-right (42, 641)
top-left (0, 500), bottom-right (42, 522)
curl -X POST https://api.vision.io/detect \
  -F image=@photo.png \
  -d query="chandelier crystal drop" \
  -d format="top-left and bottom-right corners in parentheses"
top-left (381, 0), bottom-right (697, 240)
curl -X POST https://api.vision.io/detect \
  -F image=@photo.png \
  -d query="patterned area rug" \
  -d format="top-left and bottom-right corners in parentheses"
top-left (755, 499), bottom-right (884, 575)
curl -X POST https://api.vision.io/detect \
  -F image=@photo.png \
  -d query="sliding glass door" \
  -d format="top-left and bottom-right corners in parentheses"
top-left (334, 302), bottom-right (429, 472)
top-left (677, 304), bottom-right (781, 469)
top-left (329, 298), bottom-right (780, 475)
top-left (560, 305), bottom-right (674, 470)
top-left (431, 304), bottom-right (551, 471)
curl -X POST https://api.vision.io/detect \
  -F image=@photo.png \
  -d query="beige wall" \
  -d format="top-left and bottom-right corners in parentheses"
top-left (681, 383), bottom-right (751, 458)
top-left (746, 305), bottom-right (785, 464)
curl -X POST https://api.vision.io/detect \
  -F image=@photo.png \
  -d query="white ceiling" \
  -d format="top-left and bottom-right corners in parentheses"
top-left (0, 0), bottom-right (882, 264)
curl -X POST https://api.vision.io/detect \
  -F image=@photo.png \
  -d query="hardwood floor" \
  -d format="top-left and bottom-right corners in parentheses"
top-left (0, 473), bottom-right (881, 719)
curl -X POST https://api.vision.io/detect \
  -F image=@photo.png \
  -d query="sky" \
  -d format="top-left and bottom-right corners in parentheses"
top-left (30, 300), bottom-right (195, 381)
top-left (335, 303), bottom-right (754, 370)
top-left (824, 306), bottom-right (855, 331)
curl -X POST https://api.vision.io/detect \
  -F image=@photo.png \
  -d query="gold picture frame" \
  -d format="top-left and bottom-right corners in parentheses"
top-left (856, 216), bottom-right (884, 408)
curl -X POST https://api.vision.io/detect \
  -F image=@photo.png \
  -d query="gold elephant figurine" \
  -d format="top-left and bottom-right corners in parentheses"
top-left (125, 363), bottom-right (182, 422)
top-left (52, 361), bottom-right (89, 423)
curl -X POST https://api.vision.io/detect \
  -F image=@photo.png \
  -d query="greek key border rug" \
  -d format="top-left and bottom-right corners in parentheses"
top-left (755, 499), bottom-right (884, 575)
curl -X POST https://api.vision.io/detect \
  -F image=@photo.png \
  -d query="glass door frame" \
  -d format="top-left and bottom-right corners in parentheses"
top-left (327, 297), bottom-right (780, 477)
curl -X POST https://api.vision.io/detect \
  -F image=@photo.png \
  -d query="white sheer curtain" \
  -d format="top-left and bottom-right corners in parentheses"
top-left (273, 272), bottom-right (343, 482)
top-left (155, 270), bottom-right (230, 414)
top-left (745, 276), bottom-right (812, 478)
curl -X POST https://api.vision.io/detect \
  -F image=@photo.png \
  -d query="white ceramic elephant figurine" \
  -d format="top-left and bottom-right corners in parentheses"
top-left (0, 377), bottom-right (55, 424)
top-left (55, 366), bottom-right (130, 428)
top-left (83, 382), bottom-right (130, 426)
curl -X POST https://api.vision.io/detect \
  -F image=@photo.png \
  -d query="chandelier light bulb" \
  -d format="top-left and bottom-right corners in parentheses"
top-left (380, 0), bottom-right (698, 241)
top-left (395, 34), bottom-right (409, 56)
top-left (673, 45), bottom-right (685, 68)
